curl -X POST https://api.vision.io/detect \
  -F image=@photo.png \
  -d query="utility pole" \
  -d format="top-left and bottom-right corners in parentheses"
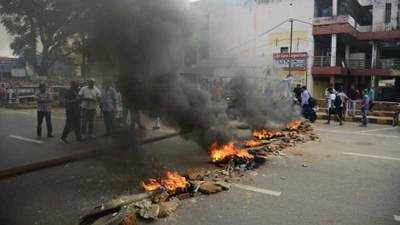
top-left (288, 18), bottom-right (294, 77)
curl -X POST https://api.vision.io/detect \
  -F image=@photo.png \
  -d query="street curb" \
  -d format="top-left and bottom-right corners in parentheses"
top-left (0, 132), bottom-right (180, 180)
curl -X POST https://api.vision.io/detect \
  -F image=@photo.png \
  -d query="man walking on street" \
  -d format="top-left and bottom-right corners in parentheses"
top-left (325, 88), bottom-right (337, 125)
top-left (36, 83), bottom-right (53, 138)
top-left (336, 87), bottom-right (348, 126)
top-left (101, 81), bottom-right (118, 136)
top-left (360, 90), bottom-right (370, 127)
top-left (346, 85), bottom-right (358, 117)
top-left (300, 86), bottom-right (310, 111)
top-left (300, 86), bottom-right (317, 122)
top-left (79, 78), bottom-right (101, 139)
top-left (294, 84), bottom-right (302, 104)
top-left (365, 87), bottom-right (375, 111)
top-left (60, 81), bottom-right (83, 143)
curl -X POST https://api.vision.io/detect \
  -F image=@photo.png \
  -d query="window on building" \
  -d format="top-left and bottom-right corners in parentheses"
top-left (280, 47), bottom-right (289, 53)
top-left (385, 3), bottom-right (392, 24)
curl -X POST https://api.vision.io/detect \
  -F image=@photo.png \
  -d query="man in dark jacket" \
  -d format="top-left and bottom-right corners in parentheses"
top-left (60, 81), bottom-right (83, 143)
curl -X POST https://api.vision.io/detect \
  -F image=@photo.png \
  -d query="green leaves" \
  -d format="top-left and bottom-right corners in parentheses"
top-left (0, 0), bottom-right (83, 76)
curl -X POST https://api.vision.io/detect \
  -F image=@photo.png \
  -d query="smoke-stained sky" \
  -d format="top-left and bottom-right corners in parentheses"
top-left (0, 24), bottom-right (13, 57)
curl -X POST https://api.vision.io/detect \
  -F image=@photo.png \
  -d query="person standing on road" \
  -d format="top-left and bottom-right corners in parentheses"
top-left (300, 86), bottom-right (310, 110)
top-left (100, 81), bottom-right (118, 136)
top-left (79, 78), bottom-right (101, 139)
top-left (335, 87), bottom-right (348, 126)
top-left (60, 81), bottom-right (83, 143)
top-left (325, 88), bottom-right (337, 125)
top-left (365, 87), bottom-right (375, 111)
top-left (346, 85), bottom-right (358, 117)
top-left (300, 86), bottom-right (317, 122)
top-left (360, 90), bottom-right (370, 127)
top-left (293, 84), bottom-right (302, 105)
top-left (36, 83), bottom-right (53, 138)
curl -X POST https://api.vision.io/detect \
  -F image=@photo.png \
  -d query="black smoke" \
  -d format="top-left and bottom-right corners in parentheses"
top-left (84, 0), bottom-right (300, 148)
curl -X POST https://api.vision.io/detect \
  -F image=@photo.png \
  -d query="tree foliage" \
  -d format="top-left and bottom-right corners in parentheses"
top-left (0, 0), bottom-right (84, 76)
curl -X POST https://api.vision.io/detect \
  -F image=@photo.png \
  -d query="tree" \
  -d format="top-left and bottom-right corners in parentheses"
top-left (0, 0), bottom-right (84, 76)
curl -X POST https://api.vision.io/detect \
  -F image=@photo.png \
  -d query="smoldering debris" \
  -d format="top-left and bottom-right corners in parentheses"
top-left (80, 121), bottom-right (320, 225)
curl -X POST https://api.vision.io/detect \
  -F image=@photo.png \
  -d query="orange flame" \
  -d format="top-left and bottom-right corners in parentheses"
top-left (161, 171), bottom-right (189, 192)
top-left (141, 171), bottom-right (189, 193)
top-left (243, 139), bottom-right (263, 148)
top-left (287, 120), bottom-right (303, 131)
top-left (140, 178), bottom-right (162, 192)
top-left (252, 129), bottom-right (284, 140)
top-left (209, 141), bottom-right (254, 163)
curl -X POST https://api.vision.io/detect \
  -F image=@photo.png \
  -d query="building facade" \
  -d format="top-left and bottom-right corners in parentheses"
top-left (187, 0), bottom-right (315, 87)
top-left (188, 0), bottom-right (400, 101)
top-left (313, 0), bottom-right (400, 100)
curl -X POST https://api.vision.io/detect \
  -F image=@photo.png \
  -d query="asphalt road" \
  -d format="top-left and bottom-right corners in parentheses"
top-left (0, 108), bottom-right (399, 225)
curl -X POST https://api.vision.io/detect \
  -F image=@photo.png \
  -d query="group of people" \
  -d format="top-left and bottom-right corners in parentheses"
top-left (325, 87), bottom-right (374, 127)
top-left (35, 78), bottom-right (122, 143)
top-left (294, 83), bottom-right (375, 127)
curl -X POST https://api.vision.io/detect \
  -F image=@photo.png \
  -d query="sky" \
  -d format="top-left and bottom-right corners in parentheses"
top-left (0, 24), bottom-right (13, 57)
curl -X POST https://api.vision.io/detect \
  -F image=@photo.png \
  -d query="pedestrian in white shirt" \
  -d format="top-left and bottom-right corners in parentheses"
top-left (336, 87), bottom-right (348, 125)
top-left (300, 86), bottom-right (310, 108)
top-left (79, 78), bottom-right (101, 139)
top-left (325, 88), bottom-right (337, 124)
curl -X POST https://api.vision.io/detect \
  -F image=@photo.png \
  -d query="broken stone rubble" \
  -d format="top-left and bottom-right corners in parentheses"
top-left (82, 121), bottom-right (319, 225)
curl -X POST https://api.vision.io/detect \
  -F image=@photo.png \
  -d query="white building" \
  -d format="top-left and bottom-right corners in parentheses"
top-left (187, 0), bottom-right (315, 89)
top-left (187, 0), bottom-right (400, 100)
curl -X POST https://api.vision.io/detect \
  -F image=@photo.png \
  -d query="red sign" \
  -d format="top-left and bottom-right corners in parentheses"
top-left (273, 52), bottom-right (308, 60)
top-left (273, 52), bottom-right (308, 71)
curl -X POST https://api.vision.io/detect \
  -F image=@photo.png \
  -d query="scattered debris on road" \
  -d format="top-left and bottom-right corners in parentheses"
top-left (80, 120), bottom-right (319, 225)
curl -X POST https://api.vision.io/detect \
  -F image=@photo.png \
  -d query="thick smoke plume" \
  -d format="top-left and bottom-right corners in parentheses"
top-left (228, 75), bottom-right (301, 130)
top-left (86, 0), bottom-right (234, 147)
top-left (85, 0), bottom-right (300, 148)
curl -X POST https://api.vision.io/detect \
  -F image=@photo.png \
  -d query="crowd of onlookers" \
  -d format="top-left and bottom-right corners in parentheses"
top-left (2, 76), bottom-right (400, 144)
top-left (34, 78), bottom-right (133, 143)
top-left (295, 84), bottom-right (376, 127)
top-left (295, 84), bottom-right (400, 127)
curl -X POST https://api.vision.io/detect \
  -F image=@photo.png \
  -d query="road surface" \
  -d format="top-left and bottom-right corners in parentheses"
top-left (0, 108), bottom-right (399, 225)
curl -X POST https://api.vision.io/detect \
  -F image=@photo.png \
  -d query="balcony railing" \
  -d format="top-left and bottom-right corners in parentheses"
top-left (313, 56), bottom-right (331, 67)
top-left (313, 56), bottom-right (400, 70)
top-left (377, 59), bottom-right (400, 69)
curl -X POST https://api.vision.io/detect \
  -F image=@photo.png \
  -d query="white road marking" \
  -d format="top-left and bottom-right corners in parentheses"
top-left (1, 109), bottom-right (65, 120)
top-left (316, 128), bottom-right (399, 138)
top-left (9, 135), bottom-right (44, 144)
top-left (394, 215), bottom-right (400, 222)
top-left (231, 183), bottom-right (281, 197)
top-left (358, 127), bottom-right (397, 133)
top-left (343, 152), bottom-right (400, 162)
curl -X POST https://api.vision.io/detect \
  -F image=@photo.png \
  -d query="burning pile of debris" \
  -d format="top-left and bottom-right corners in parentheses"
top-left (209, 120), bottom-right (318, 171)
top-left (242, 120), bottom-right (319, 155)
top-left (80, 120), bottom-right (318, 225)
top-left (79, 170), bottom-right (231, 225)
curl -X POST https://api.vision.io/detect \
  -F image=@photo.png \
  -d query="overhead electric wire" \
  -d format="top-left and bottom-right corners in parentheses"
top-left (292, 18), bottom-right (313, 26)
top-left (222, 18), bottom-right (290, 55)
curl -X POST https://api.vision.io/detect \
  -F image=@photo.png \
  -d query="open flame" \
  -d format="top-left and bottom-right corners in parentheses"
top-left (287, 120), bottom-right (303, 131)
top-left (243, 139), bottom-right (264, 148)
top-left (140, 178), bottom-right (161, 192)
top-left (140, 171), bottom-right (189, 193)
top-left (161, 171), bottom-right (189, 192)
top-left (209, 141), bottom-right (254, 163)
top-left (252, 129), bottom-right (285, 140)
